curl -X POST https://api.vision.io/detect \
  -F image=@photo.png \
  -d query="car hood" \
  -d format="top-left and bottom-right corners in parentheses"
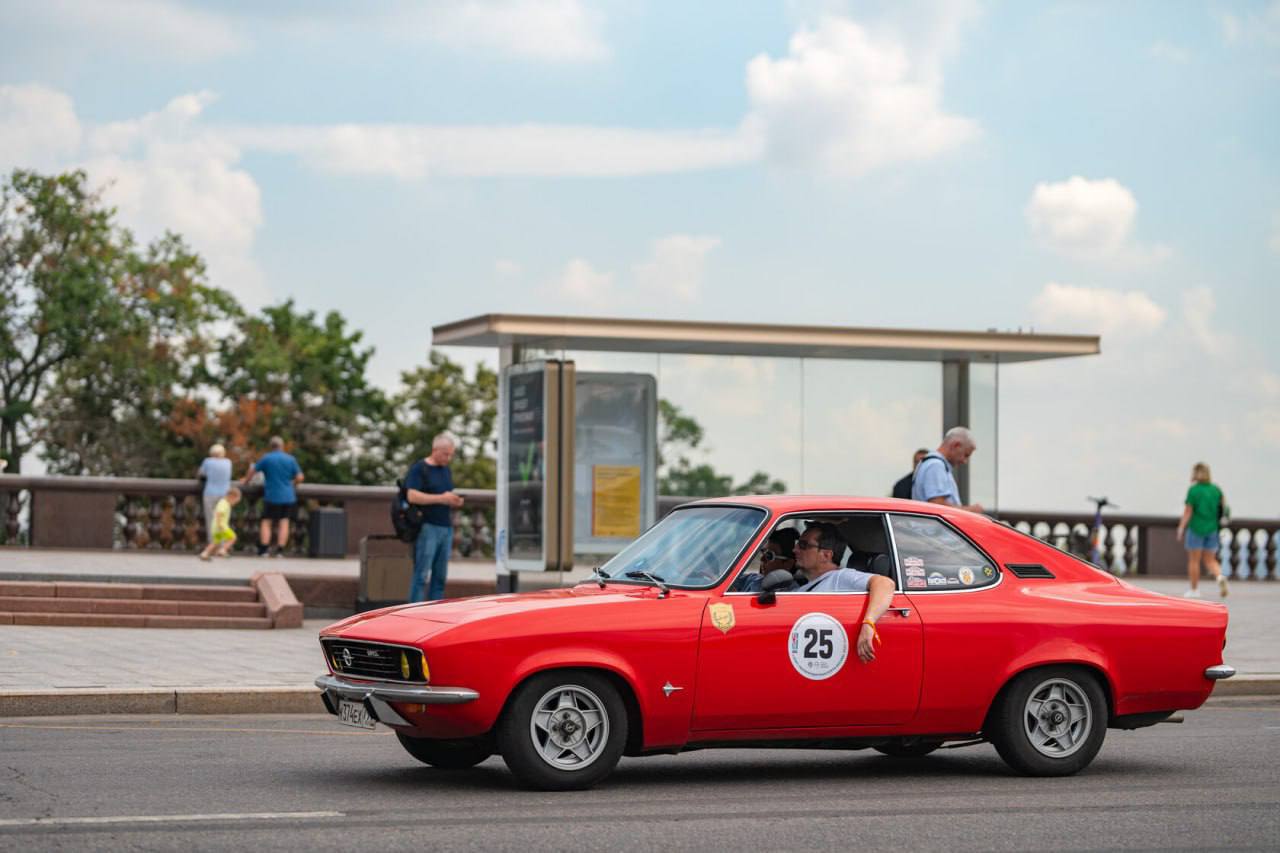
top-left (389, 583), bottom-right (666, 625)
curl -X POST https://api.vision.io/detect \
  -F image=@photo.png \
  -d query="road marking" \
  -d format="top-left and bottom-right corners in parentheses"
top-left (0, 722), bottom-right (387, 736)
top-left (0, 811), bottom-right (344, 828)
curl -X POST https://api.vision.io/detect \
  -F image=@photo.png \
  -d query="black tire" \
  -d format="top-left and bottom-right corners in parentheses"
top-left (873, 738), bottom-right (941, 758)
top-left (988, 666), bottom-right (1108, 776)
top-left (396, 733), bottom-right (492, 769)
top-left (497, 670), bottom-right (628, 791)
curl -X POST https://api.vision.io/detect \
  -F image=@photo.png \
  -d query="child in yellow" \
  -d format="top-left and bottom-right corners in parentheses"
top-left (199, 486), bottom-right (241, 561)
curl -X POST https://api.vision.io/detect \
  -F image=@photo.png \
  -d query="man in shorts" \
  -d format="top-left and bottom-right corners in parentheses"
top-left (243, 436), bottom-right (304, 557)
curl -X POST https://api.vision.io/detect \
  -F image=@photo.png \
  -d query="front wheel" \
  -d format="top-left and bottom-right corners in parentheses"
top-left (988, 667), bottom-right (1108, 776)
top-left (497, 671), bottom-right (627, 791)
top-left (396, 733), bottom-right (492, 769)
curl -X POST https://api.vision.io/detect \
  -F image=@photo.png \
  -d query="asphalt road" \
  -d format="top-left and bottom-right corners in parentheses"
top-left (2, 701), bottom-right (1277, 851)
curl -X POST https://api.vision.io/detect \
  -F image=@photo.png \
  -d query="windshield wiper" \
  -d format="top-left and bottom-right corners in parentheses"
top-left (624, 570), bottom-right (670, 598)
top-left (589, 566), bottom-right (611, 588)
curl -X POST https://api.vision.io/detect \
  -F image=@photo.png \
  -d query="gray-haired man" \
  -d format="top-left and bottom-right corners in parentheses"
top-left (405, 433), bottom-right (465, 602)
top-left (911, 426), bottom-right (984, 514)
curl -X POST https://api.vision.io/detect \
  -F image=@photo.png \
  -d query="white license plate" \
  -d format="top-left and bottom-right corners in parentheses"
top-left (337, 699), bottom-right (376, 730)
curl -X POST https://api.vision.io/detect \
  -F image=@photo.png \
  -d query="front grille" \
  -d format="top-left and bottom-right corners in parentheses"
top-left (322, 639), bottom-right (425, 683)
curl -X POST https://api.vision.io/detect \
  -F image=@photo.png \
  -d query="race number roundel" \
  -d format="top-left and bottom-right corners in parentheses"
top-left (787, 612), bottom-right (849, 680)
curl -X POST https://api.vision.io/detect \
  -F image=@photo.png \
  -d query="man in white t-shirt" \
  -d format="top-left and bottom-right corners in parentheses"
top-left (793, 523), bottom-right (895, 663)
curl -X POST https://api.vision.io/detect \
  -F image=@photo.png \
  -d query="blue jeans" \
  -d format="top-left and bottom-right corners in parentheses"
top-left (410, 523), bottom-right (452, 602)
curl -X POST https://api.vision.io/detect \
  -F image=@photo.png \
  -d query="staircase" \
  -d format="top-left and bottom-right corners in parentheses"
top-left (0, 574), bottom-right (302, 629)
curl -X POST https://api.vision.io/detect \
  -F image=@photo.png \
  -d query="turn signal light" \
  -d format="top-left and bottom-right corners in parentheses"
top-left (399, 651), bottom-right (411, 680)
top-left (421, 652), bottom-right (430, 682)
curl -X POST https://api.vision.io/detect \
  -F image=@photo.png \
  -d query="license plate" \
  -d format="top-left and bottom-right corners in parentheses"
top-left (337, 699), bottom-right (376, 730)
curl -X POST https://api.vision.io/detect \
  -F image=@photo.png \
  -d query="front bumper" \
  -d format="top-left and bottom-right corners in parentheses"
top-left (1204, 664), bottom-right (1236, 680)
top-left (315, 674), bottom-right (479, 727)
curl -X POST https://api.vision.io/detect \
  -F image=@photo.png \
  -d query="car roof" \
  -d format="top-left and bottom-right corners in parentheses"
top-left (682, 494), bottom-right (967, 520)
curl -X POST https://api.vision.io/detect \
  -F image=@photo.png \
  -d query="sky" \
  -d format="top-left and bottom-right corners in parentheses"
top-left (1, 0), bottom-right (1277, 517)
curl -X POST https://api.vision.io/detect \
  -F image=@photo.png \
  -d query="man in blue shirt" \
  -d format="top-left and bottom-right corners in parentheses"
top-left (911, 426), bottom-right (984, 514)
top-left (242, 436), bottom-right (304, 557)
top-left (405, 433), bottom-right (464, 602)
top-left (793, 523), bottom-right (895, 663)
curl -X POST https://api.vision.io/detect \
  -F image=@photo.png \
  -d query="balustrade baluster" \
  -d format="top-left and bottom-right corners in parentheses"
top-left (3, 490), bottom-right (22, 544)
top-left (1267, 531), bottom-right (1277, 581)
top-left (1233, 528), bottom-right (1251, 580)
top-left (293, 504), bottom-right (308, 556)
top-left (171, 497), bottom-right (186, 550)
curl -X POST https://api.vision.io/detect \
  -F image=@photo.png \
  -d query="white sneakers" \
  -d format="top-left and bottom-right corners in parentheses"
top-left (1183, 588), bottom-right (1201, 598)
top-left (1218, 575), bottom-right (1230, 597)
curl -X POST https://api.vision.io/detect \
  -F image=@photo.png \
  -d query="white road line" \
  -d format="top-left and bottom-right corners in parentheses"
top-left (0, 811), bottom-right (344, 828)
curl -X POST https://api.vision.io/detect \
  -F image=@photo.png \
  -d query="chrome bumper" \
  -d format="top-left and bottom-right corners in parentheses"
top-left (315, 674), bottom-right (479, 727)
top-left (1204, 664), bottom-right (1236, 681)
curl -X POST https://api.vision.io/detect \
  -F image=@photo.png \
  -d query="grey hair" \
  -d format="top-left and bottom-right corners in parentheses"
top-left (943, 426), bottom-right (975, 447)
top-left (209, 443), bottom-right (226, 458)
top-left (432, 433), bottom-right (456, 450)
top-left (269, 436), bottom-right (285, 450)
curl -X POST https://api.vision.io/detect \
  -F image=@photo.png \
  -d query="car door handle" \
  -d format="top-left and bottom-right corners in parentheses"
top-left (889, 607), bottom-right (912, 617)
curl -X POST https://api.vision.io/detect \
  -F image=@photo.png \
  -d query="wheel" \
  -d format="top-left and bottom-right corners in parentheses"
top-left (988, 667), bottom-right (1108, 776)
top-left (873, 738), bottom-right (941, 758)
top-left (497, 670), bottom-right (628, 791)
top-left (396, 733), bottom-right (492, 769)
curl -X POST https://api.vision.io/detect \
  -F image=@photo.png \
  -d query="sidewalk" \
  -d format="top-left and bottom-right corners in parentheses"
top-left (0, 551), bottom-right (1276, 715)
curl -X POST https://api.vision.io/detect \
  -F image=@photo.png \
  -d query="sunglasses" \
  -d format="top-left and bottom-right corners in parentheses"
top-left (794, 540), bottom-right (826, 552)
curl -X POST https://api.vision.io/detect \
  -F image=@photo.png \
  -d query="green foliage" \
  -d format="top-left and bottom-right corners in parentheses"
top-left (0, 170), bottom-right (121, 473)
top-left (657, 398), bottom-right (787, 497)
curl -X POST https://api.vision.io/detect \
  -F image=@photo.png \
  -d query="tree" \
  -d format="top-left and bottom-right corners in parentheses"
top-left (0, 170), bottom-right (121, 473)
top-left (657, 398), bottom-right (787, 497)
top-left (215, 300), bottom-right (389, 485)
top-left (386, 351), bottom-right (498, 488)
top-left (38, 232), bottom-right (239, 477)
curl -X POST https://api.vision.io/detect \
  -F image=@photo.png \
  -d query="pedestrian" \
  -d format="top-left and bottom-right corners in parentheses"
top-left (911, 426), bottom-right (984, 513)
top-left (1176, 462), bottom-right (1229, 598)
top-left (197, 443), bottom-right (233, 547)
top-left (241, 436), bottom-right (303, 557)
top-left (404, 433), bottom-right (464, 602)
top-left (199, 486), bottom-right (241, 561)
top-left (892, 448), bottom-right (930, 499)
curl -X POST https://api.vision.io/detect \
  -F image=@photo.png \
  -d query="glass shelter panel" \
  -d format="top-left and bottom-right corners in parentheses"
top-left (967, 362), bottom-right (999, 511)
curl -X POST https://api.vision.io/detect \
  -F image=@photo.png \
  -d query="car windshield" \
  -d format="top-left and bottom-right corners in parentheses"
top-left (598, 505), bottom-right (767, 588)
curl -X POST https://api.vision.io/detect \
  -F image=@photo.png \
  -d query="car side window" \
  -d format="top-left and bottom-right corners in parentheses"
top-left (890, 514), bottom-right (997, 591)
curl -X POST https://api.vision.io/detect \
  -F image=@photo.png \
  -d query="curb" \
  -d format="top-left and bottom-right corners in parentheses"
top-left (2, 678), bottom-right (1278, 717)
top-left (0, 687), bottom-right (323, 717)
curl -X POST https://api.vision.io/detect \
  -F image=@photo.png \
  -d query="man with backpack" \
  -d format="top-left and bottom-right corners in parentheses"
top-left (404, 433), bottom-right (464, 602)
top-left (911, 426), bottom-right (984, 514)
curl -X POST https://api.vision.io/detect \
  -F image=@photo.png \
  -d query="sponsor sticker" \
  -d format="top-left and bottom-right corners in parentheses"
top-left (907, 577), bottom-right (927, 589)
top-left (903, 557), bottom-right (924, 569)
top-left (927, 572), bottom-right (947, 587)
top-left (947, 577), bottom-right (960, 585)
top-left (982, 566), bottom-right (995, 578)
top-left (958, 567), bottom-right (975, 586)
top-left (788, 613), bottom-right (849, 681)
top-left (905, 567), bottom-right (925, 578)
top-left (709, 603), bottom-right (735, 634)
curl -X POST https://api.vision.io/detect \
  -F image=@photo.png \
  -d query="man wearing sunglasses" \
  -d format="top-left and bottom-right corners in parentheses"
top-left (733, 528), bottom-right (799, 592)
top-left (795, 522), bottom-right (894, 663)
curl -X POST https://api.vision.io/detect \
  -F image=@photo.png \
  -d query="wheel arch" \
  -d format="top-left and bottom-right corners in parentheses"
top-left (982, 660), bottom-right (1115, 734)
top-left (497, 664), bottom-right (646, 757)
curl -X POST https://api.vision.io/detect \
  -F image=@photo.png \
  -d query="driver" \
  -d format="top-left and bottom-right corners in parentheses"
top-left (793, 522), bottom-right (895, 663)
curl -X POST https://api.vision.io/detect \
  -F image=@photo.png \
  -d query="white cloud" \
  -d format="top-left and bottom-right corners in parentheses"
top-left (554, 258), bottom-right (615, 306)
top-left (1179, 287), bottom-right (1230, 357)
top-left (1025, 176), bottom-right (1169, 264)
top-left (631, 235), bottom-right (721, 303)
top-left (1221, 2), bottom-right (1280, 46)
top-left (425, 0), bottom-right (609, 63)
top-left (1029, 283), bottom-right (1167, 338)
top-left (742, 14), bottom-right (979, 177)
top-left (233, 124), bottom-right (757, 179)
top-left (0, 85), bottom-right (82, 171)
top-left (0, 87), bottom-right (268, 307)
top-left (0, 0), bottom-right (244, 62)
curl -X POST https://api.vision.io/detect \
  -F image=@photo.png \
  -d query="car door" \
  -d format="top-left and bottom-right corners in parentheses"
top-left (690, 515), bottom-right (923, 732)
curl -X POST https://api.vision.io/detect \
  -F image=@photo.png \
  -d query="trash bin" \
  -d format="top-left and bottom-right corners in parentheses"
top-left (358, 534), bottom-right (412, 611)
top-left (308, 506), bottom-right (347, 557)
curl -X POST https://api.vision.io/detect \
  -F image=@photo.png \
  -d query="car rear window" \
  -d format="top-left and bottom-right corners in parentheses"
top-left (890, 514), bottom-right (998, 591)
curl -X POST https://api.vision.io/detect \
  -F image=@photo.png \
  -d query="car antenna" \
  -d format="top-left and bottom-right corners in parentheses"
top-left (590, 566), bottom-right (610, 588)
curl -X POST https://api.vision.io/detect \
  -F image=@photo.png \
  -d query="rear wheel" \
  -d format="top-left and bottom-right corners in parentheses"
top-left (873, 738), bottom-right (940, 758)
top-left (498, 671), bottom-right (627, 791)
top-left (396, 733), bottom-right (492, 769)
top-left (988, 667), bottom-right (1108, 776)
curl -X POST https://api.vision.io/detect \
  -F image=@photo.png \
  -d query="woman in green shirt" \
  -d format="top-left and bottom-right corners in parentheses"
top-left (1176, 462), bottom-right (1228, 598)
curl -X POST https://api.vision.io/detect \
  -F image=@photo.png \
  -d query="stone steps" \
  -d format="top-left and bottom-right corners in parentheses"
top-left (0, 576), bottom-right (298, 629)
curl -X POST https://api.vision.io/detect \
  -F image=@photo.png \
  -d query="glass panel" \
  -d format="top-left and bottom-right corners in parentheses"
top-left (890, 513), bottom-right (997, 591)
top-left (600, 505), bottom-right (766, 587)
top-left (967, 362), bottom-right (998, 511)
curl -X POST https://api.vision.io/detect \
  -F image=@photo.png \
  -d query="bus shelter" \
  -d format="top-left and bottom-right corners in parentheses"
top-left (433, 314), bottom-right (1099, 587)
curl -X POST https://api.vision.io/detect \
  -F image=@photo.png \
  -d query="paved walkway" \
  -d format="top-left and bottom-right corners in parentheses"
top-left (0, 549), bottom-right (1275, 696)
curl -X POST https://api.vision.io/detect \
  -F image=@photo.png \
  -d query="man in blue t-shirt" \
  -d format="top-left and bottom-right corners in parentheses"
top-left (404, 433), bottom-right (464, 601)
top-left (242, 436), bottom-right (304, 557)
top-left (911, 426), bottom-right (984, 514)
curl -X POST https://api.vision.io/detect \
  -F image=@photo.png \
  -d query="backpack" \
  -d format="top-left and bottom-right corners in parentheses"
top-left (390, 479), bottom-right (425, 543)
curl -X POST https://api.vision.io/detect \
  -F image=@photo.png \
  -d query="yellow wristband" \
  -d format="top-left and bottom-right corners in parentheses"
top-left (862, 619), bottom-right (881, 645)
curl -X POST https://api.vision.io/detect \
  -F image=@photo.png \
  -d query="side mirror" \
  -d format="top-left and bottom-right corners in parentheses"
top-left (757, 569), bottom-right (797, 605)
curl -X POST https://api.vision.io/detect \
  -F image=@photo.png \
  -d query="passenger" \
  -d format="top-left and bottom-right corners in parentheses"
top-left (735, 529), bottom-right (799, 592)
top-left (793, 522), bottom-right (894, 663)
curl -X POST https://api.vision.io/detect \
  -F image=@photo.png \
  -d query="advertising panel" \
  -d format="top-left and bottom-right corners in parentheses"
top-left (574, 372), bottom-right (656, 556)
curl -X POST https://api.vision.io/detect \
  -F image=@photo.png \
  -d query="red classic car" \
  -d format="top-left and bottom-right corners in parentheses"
top-left (316, 497), bottom-right (1234, 790)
